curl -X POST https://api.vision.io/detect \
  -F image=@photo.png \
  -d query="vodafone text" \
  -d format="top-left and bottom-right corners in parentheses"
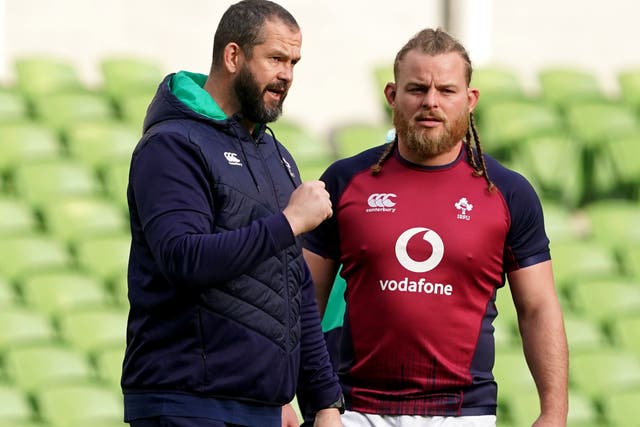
top-left (379, 277), bottom-right (453, 295)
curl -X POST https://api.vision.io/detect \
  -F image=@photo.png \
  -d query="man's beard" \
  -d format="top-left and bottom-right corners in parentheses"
top-left (233, 65), bottom-right (287, 124)
top-left (393, 107), bottom-right (469, 159)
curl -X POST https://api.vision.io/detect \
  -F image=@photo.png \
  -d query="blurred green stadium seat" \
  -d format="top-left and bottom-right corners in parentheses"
top-left (0, 236), bottom-right (72, 283)
top-left (66, 121), bottom-right (138, 170)
top-left (371, 64), bottom-right (394, 120)
top-left (471, 65), bottom-right (527, 126)
top-left (35, 383), bottom-right (123, 427)
top-left (14, 56), bottom-right (85, 100)
top-left (58, 308), bottom-right (127, 355)
top-left (493, 348), bottom-right (537, 395)
top-left (604, 132), bottom-right (640, 198)
top-left (619, 242), bottom-right (640, 280)
top-left (609, 313), bottom-right (640, 358)
top-left (0, 276), bottom-right (17, 307)
top-left (331, 122), bottom-right (391, 160)
top-left (0, 385), bottom-right (35, 423)
top-left (569, 278), bottom-right (640, 323)
top-left (20, 270), bottom-right (112, 317)
top-left (118, 90), bottom-right (155, 130)
top-left (504, 388), bottom-right (600, 427)
top-left (565, 102), bottom-right (639, 149)
top-left (102, 159), bottom-right (130, 210)
top-left (601, 388), bottom-right (640, 427)
top-left (549, 239), bottom-right (620, 291)
top-left (0, 197), bottom-right (38, 236)
top-left (0, 307), bottom-right (57, 351)
top-left (94, 345), bottom-right (124, 390)
top-left (40, 196), bottom-right (128, 244)
top-left (100, 56), bottom-right (163, 104)
top-left (75, 233), bottom-right (130, 284)
top-left (584, 199), bottom-right (640, 247)
top-left (5, 343), bottom-right (95, 393)
top-left (514, 136), bottom-right (584, 208)
top-left (571, 350), bottom-right (640, 404)
top-left (563, 313), bottom-right (608, 352)
top-left (0, 122), bottom-right (62, 173)
top-left (269, 119), bottom-right (335, 168)
top-left (617, 67), bottom-right (640, 112)
top-left (31, 92), bottom-right (115, 134)
top-left (538, 67), bottom-right (606, 111)
top-left (479, 100), bottom-right (563, 156)
top-left (14, 159), bottom-right (102, 208)
top-left (0, 91), bottom-right (29, 123)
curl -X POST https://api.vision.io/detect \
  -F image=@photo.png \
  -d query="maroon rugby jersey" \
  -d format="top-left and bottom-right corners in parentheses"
top-left (304, 143), bottom-right (550, 416)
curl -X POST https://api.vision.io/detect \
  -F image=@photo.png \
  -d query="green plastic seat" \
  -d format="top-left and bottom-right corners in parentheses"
top-left (5, 343), bottom-right (94, 393)
top-left (58, 308), bottom-right (128, 355)
top-left (609, 313), bottom-right (640, 358)
top-left (66, 121), bottom-right (137, 169)
top-left (14, 159), bottom-right (101, 208)
top-left (75, 233), bottom-right (130, 284)
top-left (331, 123), bottom-right (392, 160)
top-left (100, 56), bottom-right (163, 103)
top-left (0, 236), bottom-right (72, 283)
top-left (549, 240), bottom-right (620, 290)
top-left (269, 119), bottom-right (335, 168)
top-left (0, 276), bottom-right (16, 307)
top-left (565, 102), bottom-right (639, 149)
top-left (21, 270), bottom-right (111, 317)
top-left (570, 350), bottom-right (640, 400)
top-left (0, 91), bottom-right (29, 123)
top-left (371, 64), bottom-right (394, 120)
top-left (0, 385), bottom-right (34, 422)
top-left (471, 65), bottom-right (526, 124)
top-left (562, 313), bottom-right (607, 353)
top-left (584, 200), bottom-right (640, 247)
top-left (102, 160), bottom-right (130, 209)
top-left (515, 135), bottom-right (584, 208)
top-left (35, 383), bottom-right (123, 427)
top-left (601, 388), bottom-right (640, 426)
top-left (620, 243), bottom-right (640, 280)
top-left (0, 122), bottom-right (61, 172)
top-left (618, 67), bottom-right (640, 111)
top-left (41, 196), bottom-right (128, 244)
top-left (0, 307), bottom-right (56, 352)
top-left (605, 132), bottom-right (640, 195)
top-left (493, 348), bottom-right (536, 395)
top-left (94, 345), bottom-right (124, 390)
top-left (0, 197), bottom-right (38, 236)
top-left (505, 389), bottom-right (599, 427)
top-left (569, 278), bottom-right (640, 322)
top-left (538, 67), bottom-right (606, 111)
top-left (14, 56), bottom-right (84, 100)
top-left (118, 90), bottom-right (155, 130)
top-left (480, 100), bottom-right (563, 154)
top-left (31, 92), bottom-right (115, 133)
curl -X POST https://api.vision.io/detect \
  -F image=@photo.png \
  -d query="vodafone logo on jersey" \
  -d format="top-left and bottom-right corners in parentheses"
top-left (378, 227), bottom-right (453, 296)
top-left (366, 193), bottom-right (397, 213)
top-left (395, 227), bottom-right (444, 273)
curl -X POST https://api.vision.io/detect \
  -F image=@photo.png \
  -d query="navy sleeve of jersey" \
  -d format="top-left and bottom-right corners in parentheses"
top-left (487, 156), bottom-right (551, 271)
top-left (130, 132), bottom-right (296, 290)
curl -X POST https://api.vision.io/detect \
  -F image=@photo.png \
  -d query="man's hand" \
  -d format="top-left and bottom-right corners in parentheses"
top-left (313, 408), bottom-right (342, 427)
top-left (283, 180), bottom-right (332, 236)
top-left (282, 403), bottom-right (300, 427)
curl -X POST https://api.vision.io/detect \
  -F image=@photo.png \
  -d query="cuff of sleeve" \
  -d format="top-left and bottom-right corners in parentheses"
top-left (266, 213), bottom-right (296, 250)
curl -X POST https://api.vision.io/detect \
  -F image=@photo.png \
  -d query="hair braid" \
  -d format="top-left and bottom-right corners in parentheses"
top-left (468, 113), bottom-right (494, 191)
top-left (370, 139), bottom-right (397, 175)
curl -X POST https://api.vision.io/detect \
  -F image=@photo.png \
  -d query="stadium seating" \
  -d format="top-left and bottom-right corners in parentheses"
top-left (2, 53), bottom-right (640, 425)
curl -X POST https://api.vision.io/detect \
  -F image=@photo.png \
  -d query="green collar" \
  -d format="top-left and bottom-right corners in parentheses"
top-left (170, 70), bottom-right (227, 120)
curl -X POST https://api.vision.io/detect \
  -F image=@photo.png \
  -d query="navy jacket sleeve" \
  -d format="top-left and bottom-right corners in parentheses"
top-left (129, 131), bottom-right (296, 290)
top-left (296, 263), bottom-right (343, 411)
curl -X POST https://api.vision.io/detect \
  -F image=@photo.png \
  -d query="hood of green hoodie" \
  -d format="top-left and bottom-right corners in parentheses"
top-left (170, 70), bottom-right (227, 121)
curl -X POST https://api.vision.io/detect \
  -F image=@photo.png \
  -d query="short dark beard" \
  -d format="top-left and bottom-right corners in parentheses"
top-left (393, 107), bottom-right (468, 159)
top-left (233, 65), bottom-right (286, 123)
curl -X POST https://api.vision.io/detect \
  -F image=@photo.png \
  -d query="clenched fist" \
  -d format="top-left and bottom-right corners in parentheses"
top-left (283, 180), bottom-right (332, 236)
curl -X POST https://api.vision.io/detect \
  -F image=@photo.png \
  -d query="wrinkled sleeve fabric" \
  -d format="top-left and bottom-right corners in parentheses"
top-left (130, 131), bottom-right (295, 290)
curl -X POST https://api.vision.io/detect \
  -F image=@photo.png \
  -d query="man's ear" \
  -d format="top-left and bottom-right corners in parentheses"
top-left (384, 82), bottom-right (397, 108)
top-left (467, 87), bottom-right (480, 113)
top-left (223, 42), bottom-right (243, 74)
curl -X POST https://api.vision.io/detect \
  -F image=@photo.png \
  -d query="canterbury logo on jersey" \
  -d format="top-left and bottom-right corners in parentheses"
top-left (365, 193), bottom-right (397, 213)
top-left (224, 152), bottom-right (243, 166)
